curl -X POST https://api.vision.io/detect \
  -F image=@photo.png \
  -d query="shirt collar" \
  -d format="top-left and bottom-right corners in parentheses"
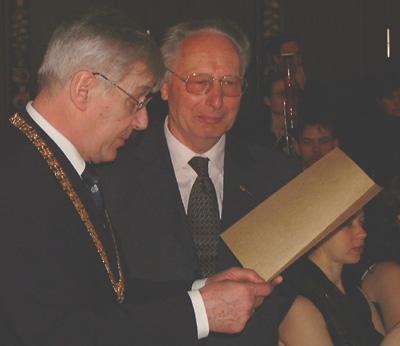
top-left (26, 101), bottom-right (86, 176)
top-left (164, 116), bottom-right (225, 174)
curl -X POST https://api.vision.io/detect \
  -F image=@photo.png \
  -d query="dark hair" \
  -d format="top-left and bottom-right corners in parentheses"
top-left (261, 70), bottom-right (285, 97)
top-left (267, 32), bottom-right (302, 56)
top-left (364, 175), bottom-right (400, 264)
top-left (294, 88), bottom-right (339, 141)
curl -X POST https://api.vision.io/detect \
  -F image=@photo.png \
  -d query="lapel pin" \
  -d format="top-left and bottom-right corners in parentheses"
top-left (239, 184), bottom-right (253, 197)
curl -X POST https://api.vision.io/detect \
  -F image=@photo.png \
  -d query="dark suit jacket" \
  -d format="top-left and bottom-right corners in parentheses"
top-left (100, 122), bottom-right (302, 345)
top-left (0, 111), bottom-right (198, 346)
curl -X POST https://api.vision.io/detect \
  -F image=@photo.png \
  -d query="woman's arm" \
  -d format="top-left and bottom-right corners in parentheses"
top-left (362, 261), bottom-right (400, 331)
top-left (279, 295), bottom-right (334, 346)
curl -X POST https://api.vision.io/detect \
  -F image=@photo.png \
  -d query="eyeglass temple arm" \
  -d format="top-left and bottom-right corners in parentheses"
top-left (166, 68), bottom-right (187, 83)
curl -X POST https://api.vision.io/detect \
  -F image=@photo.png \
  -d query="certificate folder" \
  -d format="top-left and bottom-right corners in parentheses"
top-left (221, 148), bottom-right (381, 281)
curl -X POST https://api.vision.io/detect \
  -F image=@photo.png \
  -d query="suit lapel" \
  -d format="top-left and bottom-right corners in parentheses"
top-left (14, 110), bottom-right (118, 280)
top-left (221, 135), bottom-right (258, 232)
top-left (130, 124), bottom-right (198, 265)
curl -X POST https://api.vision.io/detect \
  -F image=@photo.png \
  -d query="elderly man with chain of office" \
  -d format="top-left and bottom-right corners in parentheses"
top-left (0, 10), bottom-right (283, 346)
top-left (101, 19), bottom-right (302, 345)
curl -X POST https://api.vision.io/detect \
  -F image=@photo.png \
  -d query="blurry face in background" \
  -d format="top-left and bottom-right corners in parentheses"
top-left (316, 210), bottom-right (367, 265)
top-left (381, 88), bottom-right (400, 117)
top-left (274, 40), bottom-right (306, 89)
top-left (280, 40), bottom-right (301, 55)
top-left (294, 124), bottom-right (338, 168)
top-left (264, 79), bottom-right (285, 116)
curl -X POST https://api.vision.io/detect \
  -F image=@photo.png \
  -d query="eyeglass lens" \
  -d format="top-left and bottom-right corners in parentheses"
top-left (185, 73), bottom-right (246, 97)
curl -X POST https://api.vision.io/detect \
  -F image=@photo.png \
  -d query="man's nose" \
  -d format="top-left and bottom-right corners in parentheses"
top-left (132, 107), bottom-right (148, 131)
top-left (355, 224), bottom-right (367, 240)
top-left (312, 142), bottom-right (321, 153)
top-left (205, 82), bottom-right (224, 109)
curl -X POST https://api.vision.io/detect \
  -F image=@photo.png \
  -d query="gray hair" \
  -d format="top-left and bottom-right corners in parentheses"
top-left (161, 19), bottom-right (251, 76)
top-left (37, 8), bottom-right (164, 90)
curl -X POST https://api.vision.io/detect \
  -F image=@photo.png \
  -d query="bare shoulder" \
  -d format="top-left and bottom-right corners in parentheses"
top-left (371, 261), bottom-right (400, 277)
top-left (362, 261), bottom-right (400, 297)
top-left (279, 296), bottom-right (334, 346)
top-left (362, 261), bottom-right (400, 331)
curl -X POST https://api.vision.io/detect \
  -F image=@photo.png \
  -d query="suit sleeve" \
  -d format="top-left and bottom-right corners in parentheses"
top-left (0, 160), bottom-right (198, 346)
top-left (0, 211), bottom-right (198, 346)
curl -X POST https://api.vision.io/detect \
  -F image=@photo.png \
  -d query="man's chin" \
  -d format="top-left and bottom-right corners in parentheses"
top-left (100, 149), bottom-right (118, 163)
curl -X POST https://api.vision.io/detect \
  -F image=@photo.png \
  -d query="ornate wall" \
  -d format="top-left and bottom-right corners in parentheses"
top-left (1, 1), bottom-right (396, 143)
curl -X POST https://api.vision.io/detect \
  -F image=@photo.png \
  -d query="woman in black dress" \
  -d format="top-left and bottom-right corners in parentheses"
top-left (279, 210), bottom-right (385, 346)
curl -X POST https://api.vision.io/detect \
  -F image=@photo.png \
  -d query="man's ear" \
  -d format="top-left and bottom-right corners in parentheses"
top-left (69, 71), bottom-right (95, 111)
top-left (160, 80), bottom-right (170, 101)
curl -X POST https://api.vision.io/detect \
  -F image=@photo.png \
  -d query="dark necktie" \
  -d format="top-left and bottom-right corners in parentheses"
top-left (187, 156), bottom-right (221, 277)
top-left (81, 163), bottom-right (118, 276)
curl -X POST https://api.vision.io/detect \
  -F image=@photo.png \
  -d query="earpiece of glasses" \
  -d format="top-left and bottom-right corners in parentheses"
top-left (93, 72), bottom-right (152, 112)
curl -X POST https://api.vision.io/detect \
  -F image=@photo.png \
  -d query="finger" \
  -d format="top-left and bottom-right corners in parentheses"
top-left (254, 295), bottom-right (265, 308)
top-left (252, 282), bottom-right (274, 297)
top-left (269, 275), bottom-right (283, 287)
top-left (233, 268), bottom-right (266, 284)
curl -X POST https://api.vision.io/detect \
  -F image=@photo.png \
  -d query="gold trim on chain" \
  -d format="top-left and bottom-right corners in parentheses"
top-left (10, 113), bottom-right (125, 303)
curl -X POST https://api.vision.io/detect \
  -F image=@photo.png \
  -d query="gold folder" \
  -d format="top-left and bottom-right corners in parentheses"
top-left (221, 148), bottom-right (381, 281)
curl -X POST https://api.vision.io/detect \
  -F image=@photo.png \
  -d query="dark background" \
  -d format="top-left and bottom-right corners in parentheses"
top-left (1, 0), bottom-right (399, 149)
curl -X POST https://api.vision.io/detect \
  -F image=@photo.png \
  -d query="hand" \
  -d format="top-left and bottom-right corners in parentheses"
top-left (200, 274), bottom-right (279, 334)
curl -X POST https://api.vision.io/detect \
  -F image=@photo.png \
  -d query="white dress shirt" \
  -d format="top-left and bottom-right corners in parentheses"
top-left (27, 102), bottom-right (86, 176)
top-left (26, 103), bottom-right (210, 340)
top-left (164, 116), bottom-right (227, 337)
top-left (164, 117), bottom-right (225, 216)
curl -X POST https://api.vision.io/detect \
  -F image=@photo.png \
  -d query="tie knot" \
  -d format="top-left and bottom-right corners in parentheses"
top-left (82, 163), bottom-right (100, 186)
top-left (189, 156), bottom-right (210, 177)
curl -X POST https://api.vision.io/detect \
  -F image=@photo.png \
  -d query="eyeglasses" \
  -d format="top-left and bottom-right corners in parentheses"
top-left (93, 72), bottom-right (152, 113)
top-left (167, 68), bottom-right (247, 97)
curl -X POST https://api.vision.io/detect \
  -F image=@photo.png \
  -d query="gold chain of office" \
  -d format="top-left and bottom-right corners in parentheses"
top-left (10, 113), bottom-right (126, 303)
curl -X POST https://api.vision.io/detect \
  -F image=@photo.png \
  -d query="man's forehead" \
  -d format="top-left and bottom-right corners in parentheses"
top-left (280, 41), bottom-right (300, 54)
top-left (182, 31), bottom-right (236, 49)
top-left (272, 79), bottom-right (284, 90)
top-left (176, 32), bottom-right (241, 70)
top-left (125, 62), bottom-right (155, 89)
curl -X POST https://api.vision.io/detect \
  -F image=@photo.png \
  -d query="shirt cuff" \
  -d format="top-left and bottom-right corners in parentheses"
top-left (187, 288), bottom-right (209, 339)
top-left (192, 278), bottom-right (207, 290)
